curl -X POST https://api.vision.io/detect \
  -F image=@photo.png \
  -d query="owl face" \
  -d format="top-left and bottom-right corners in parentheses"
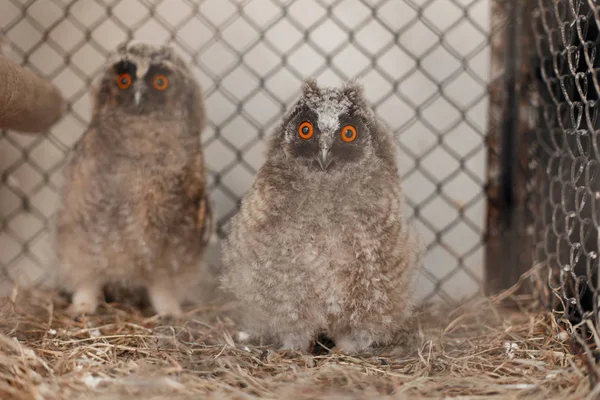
top-left (95, 41), bottom-right (192, 115)
top-left (278, 79), bottom-right (375, 172)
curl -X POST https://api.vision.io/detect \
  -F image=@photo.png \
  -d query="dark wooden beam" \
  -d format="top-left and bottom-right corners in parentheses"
top-left (485, 0), bottom-right (536, 296)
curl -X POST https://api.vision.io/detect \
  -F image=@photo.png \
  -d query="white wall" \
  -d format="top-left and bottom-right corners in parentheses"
top-left (0, 0), bottom-right (490, 303)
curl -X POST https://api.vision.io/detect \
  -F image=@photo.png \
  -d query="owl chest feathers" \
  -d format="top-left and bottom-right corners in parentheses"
top-left (67, 117), bottom-right (203, 242)
top-left (249, 165), bottom-right (403, 269)
top-left (235, 167), bottom-right (405, 319)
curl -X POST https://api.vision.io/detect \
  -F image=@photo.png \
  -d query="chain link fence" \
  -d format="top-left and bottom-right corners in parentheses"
top-left (0, 0), bottom-right (498, 304)
top-left (530, 0), bottom-right (600, 380)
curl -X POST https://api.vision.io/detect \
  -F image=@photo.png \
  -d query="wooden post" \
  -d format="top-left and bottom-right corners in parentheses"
top-left (485, 0), bottom-right (536, 296)
top-left (0, 54), bottom-right (65, 133)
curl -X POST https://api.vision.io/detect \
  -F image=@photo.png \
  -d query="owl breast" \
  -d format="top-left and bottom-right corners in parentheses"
top-left (256, 167), bottom-right (401, 300)
top-left (63, 116), bottom-right (203, 276)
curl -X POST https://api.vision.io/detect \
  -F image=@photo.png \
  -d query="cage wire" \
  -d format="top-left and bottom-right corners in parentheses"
top-left (0, 0), bottom-right (495, 304)
top-left (530, 0), bottom-right (600, 378)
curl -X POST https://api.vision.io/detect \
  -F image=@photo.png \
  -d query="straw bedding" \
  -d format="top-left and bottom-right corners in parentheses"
top-left (0, 274), bottom-right (596, 400)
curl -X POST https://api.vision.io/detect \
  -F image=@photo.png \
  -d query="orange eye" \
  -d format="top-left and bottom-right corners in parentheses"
top-left (153, 74), bottom-right (169, 91)
top-left (298, 121), bottom-right (314, 139)
top-left (341, 125), bottom-right (357, 142)
top-left (117, 73), bottom-right (131, 89)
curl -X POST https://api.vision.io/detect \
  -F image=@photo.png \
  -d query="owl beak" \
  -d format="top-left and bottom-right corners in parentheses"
top-left (318, 147), bottom-right (332, 171)
top-left (134, 90), bottom-right (142, 107)
top-left (133, 83), bottom-right (146, 107)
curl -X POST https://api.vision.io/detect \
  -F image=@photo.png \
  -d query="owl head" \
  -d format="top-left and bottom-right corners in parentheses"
top-left (92, 41), bottom-right (204, 127)
top-left (269, 78), bottom-right (396, 173)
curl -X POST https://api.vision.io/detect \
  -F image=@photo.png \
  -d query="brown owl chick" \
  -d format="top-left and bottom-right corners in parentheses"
top-left (220, 78), bottom-right (423, 353)
top-left (55, 41), bottom-right (213, 317)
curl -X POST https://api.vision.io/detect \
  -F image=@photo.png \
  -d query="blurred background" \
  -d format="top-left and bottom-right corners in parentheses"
top-left (0, 0), bottom-right (494, 304)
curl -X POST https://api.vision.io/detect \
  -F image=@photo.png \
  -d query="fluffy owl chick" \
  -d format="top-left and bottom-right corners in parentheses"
top-left (55, 41), bottom-right (212, 317)
top-left (221, 78), bottom-right (422, 353)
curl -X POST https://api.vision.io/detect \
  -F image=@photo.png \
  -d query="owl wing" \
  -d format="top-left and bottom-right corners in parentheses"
top-left (197, 192), bottom-right (214, 248)
top-left (59, 126), bottom-right (104, 217)
top-left (220, 166), bottom-right (286, 273)
top-left (182, 151), bottom-right (213, 248)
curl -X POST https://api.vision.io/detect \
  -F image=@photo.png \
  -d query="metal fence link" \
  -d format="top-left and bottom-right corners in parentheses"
top-left (531, 0), bottom-right (600, 367)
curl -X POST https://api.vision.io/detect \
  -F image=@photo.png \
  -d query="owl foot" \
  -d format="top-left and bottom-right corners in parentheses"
top-left (334, 335), bottom-right (374, 355)
top-left (69, 285), bottom-right (101, 316)
top-left (148, 283), bottom-right (183, 317)
top-left (278, 334), bottom-right (311, 352)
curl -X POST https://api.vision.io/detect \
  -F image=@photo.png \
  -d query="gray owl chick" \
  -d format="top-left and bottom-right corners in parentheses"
top-left (221, 78), bottom-right (422, 353)
top-left (55, 41), bottom-right (213, 317)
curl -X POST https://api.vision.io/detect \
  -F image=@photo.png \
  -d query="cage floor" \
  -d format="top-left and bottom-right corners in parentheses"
top-left (0, 286), bottom-right (593, 400)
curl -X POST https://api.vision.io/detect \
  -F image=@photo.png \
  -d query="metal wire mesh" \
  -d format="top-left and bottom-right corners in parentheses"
top-left (0, 0), bottom-right (495, 303)
top-left (530, 0), bottom-right (600, 372)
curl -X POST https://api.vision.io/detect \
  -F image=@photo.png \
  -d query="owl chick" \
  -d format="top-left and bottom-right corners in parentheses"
top-left (220, 78), bottom-right (422, 353)
top-left (55, 41), bottom-right (213, 317)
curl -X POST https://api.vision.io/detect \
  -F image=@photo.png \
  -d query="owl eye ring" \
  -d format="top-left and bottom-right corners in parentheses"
top-left (153, 75), bottom-right (169, 91)
top-left (341, 125), bottom-right (357, 142)
top-left (298, 121), bottom-right (314, 139)
top-left (117, 73), bottom-right (132, 90)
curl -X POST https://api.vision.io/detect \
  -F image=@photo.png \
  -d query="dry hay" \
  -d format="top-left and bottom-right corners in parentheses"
top-left (0, 279), bottom-right (596, 400)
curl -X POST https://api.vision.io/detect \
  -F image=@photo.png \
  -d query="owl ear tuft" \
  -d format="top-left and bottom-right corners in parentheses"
top-left (301, 77), bottom-right (319, 96)
top-left (115, 41), bottom-right (132, 57)
top-left (158, 45), bottom-right (185, 67)
top-left (342, 79), bottom-right (365, 101)
top-left (158, 45), bottom-right (174, 57)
